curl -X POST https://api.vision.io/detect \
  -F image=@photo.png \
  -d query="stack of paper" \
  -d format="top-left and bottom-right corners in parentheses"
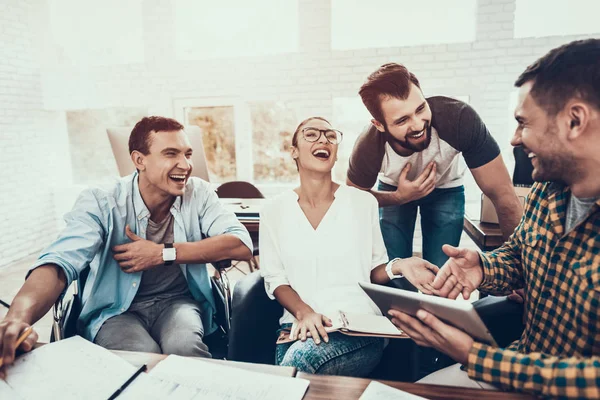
top-left (1, 336), bottom-right (154, 399)
top-left (360, 381), bottom-right (429, 400)
top-left (142, 355), bottom-right (310, 400)
top-left (1, 337), bottom-right (309, 400)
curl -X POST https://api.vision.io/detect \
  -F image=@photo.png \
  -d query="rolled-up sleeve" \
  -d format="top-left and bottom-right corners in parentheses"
top-left (197, 186), bottom-right (253, 254)
top-left (259, 207), bottom-right (289, 300)
top-left (29, 189), bottom-right (106, 290)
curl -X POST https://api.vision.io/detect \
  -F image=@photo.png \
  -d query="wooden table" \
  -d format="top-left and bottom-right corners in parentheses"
top-left (463, 215), bottom-right (504, 251)
top-left (221, 198), bottom-right (263, 233)
top-left (115, 350), bottom-right (534, 399)
top-left (114, 349), bottom-right (296, 377)
top-left (297, 372), bottom-right (534, 400)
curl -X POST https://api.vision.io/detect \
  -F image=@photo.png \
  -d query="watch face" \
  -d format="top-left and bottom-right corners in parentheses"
top-left (163, 247), bottom-right (176, 262)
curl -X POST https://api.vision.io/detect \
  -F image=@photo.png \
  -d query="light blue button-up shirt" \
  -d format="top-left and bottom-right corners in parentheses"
top-left (31, 172), bottom-right (252, 341)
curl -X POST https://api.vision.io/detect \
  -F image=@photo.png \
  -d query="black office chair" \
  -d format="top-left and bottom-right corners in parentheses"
top-left (51, 260), bottom-right (234, 359)
top-left (228, 272), bottom-right (524, 381)
top-left (513, 146), bottom-right (534, 187)
top-left (216, 181), bottom-right (263, 272)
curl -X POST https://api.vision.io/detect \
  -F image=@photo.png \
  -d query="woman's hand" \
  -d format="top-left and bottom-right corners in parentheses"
top-left (290, 311), bottom-right (333, 345)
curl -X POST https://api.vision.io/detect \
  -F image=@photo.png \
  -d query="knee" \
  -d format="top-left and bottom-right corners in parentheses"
top-left (279, 340), bottom-right (322, 374)
top-left (160, 330), bottom-right (210, 358)
top-left (97, 335), bottom-right (161, 354)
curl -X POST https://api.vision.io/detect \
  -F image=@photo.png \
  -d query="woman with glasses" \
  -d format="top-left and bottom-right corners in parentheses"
top-left (259, 117), bottom-right (439, 377)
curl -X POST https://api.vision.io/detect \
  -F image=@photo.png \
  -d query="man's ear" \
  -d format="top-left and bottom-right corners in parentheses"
top-left (371, 118), bottom-right (386, 133)
top-left (565, 101), bottom-right (591, 141)
top-left (131, 150), bottom-right (146, 171)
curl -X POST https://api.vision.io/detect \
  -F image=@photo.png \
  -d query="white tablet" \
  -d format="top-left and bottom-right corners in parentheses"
top-left (359, 282), bottom-right (498, 346)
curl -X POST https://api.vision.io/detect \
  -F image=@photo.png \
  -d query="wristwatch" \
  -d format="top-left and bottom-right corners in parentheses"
top-left (385, 258), bottom-right (404, 280)
top-left (162, 243), bottom-right (176, 266)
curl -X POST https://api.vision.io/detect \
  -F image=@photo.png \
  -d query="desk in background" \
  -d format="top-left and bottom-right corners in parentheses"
top-left (463, 214), bottom-right (504, 251)
top-left (221, 198), bottom-right (264, 233)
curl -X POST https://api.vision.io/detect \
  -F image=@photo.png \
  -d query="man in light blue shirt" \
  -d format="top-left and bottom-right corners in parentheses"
top-left (0, 116), bottom-right (252, 371)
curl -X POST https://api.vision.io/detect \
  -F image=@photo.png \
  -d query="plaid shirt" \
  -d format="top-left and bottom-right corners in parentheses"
top-left (466, 182), bottom-right (600, 399)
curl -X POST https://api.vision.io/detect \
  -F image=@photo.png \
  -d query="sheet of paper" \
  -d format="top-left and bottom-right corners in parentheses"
top-left (0, 378), bottom-right (24, 399)
top-left (2, 336), bottom-right (155, 400)
top-left (343, 312), bottom-right (404, 336)
top-left (360, 381), bottom-right (429, 400)
top-left (149, 354), bottom-right (310, 400)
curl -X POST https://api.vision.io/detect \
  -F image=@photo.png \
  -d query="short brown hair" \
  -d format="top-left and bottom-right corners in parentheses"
top-left (128, 116), bottom-right (184, 155)
top-left (515, 39), bottom-right (600, 116)
top-left (359, 63), bottom-right (421, 125)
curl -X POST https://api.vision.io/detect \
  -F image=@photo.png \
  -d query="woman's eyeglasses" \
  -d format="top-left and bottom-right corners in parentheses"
top-left (301, 127), bottom-right (344, 145)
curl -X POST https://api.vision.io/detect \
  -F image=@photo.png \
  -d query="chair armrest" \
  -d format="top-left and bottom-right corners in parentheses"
top-left (227, 272), bottom-right (282, 364)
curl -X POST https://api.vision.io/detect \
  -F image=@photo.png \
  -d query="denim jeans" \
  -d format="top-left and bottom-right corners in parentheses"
top-left (276, 324), bottom-right (384, 377)
top-left (378, 182), bottom-right (465, 268)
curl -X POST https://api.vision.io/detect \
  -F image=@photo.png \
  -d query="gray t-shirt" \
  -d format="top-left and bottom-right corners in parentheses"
top-left (130, 213), bottom-right (190, 310)
top-left (566, 194), bottom-right (599, 233)
top-left (347, 96), bottom-right (501, 189)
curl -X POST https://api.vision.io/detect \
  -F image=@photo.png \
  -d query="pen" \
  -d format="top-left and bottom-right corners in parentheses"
top-left (0, 326), bottom-right (34, 368)
top-left (107, 364), bottom-right (147, 400)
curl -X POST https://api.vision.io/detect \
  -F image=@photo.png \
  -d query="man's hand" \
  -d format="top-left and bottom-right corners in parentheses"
top-left (393, 162), bottom-right (436, 205)
top-left (291, 311), bottom-right (333, 345)
top-left (508, 288), bottom-right (527, 324)
top-left (393, 257), bottom-right (439, 293)
top-left (388, 309), bottom-right (473, 365)
top-left (430, 245), bottom-right (484, 299)
top-left (0, 319), bottom-right (38, 379)
top-left (112, 225), bottom-right (163, 273)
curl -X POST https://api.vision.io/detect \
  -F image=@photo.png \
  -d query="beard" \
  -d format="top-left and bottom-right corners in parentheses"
top-left (528, 123), bottom-right (580, 184)
top-left (386, 121), bottom-right (432, 153)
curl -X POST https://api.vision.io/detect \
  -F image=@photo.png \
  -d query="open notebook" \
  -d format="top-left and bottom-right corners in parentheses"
top-left (0, 336), bottom-right (309, 400)
top-left (277, 311), bottom-right (408, 344)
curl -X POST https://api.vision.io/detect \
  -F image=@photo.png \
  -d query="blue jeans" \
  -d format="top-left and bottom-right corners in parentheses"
top-left (378, 182), bottom-right (465, 268)
top-left (276, 324), bottom-right (384, 377)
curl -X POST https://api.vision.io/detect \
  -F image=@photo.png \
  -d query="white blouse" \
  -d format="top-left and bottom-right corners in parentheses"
top-left (259, 185), bottom-right (389, 325)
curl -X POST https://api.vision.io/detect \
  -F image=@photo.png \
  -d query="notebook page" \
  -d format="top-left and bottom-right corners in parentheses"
top-left (360, 381), bottom-right (429, 400)
top-left (343, 312), bottom-right (404, 335)
top-left (2, 336), bottom-right (156, 400)
top-left (149, 354), bottom-right (310, 400)
top-left (0, 378), bottom-right (24, 399)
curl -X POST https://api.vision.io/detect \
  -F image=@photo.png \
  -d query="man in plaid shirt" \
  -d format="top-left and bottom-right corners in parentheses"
top-left (389, 38), bottom-right (600, 399)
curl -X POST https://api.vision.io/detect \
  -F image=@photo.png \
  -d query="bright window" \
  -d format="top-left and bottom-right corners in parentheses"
top-left (185, 106), bottom-right (237, 183)
top-left (331, 0), bottom-right (476, 50)
top-left (332, 97), bottom-right (373, 182)
top-left (250, 102), bottom-right (298, 184)
top-left (515, 0), bottom-right (600, 38)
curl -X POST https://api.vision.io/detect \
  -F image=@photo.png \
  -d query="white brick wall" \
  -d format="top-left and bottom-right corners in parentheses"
top-left (2, 0), bottom-right (599, 266)
top-left (0, 0), bottom-right (68, 268)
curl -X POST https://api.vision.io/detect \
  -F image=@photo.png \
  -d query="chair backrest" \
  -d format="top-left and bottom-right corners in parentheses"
top-left (106, 125), bottom-right (211, 181)
top-left (216, 181), bottom-right (264, 199)
top-left (513, 146), bottom-right (534, 187)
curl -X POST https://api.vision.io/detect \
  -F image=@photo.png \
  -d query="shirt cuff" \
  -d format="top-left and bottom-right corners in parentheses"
top-left (466, 341), bottom-right (492, 382)
top-left (478, 252), bottom-right (495, 288)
